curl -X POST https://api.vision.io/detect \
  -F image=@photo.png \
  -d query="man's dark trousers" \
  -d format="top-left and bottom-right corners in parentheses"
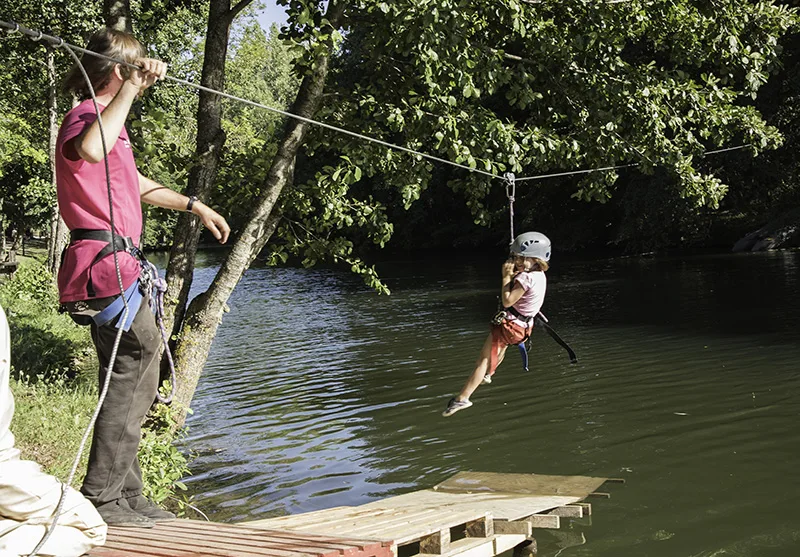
top-left (70, 294), bottom-right (160, 507)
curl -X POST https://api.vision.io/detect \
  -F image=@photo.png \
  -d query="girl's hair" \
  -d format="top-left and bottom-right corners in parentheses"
top-left (63, 29), bottom-right (145, 100)
top-left (529, 257), bottom-right (549, 272)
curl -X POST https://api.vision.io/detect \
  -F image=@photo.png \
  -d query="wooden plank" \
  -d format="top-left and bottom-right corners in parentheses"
top-left (525, 514), bottom-right (560, 529)
top-left (104, 521), bottom-right (392, 557)
top-left (112, 524), bottom-right (322, 551)
top-left (344, 510), bottom-right (484, 544)
top-left (158, 521), bottom-right (379, 554)
top-left (546, 505), bottom-right (583, 518)
top-left (465, 516), bottom-right (493, 538)
top-left (418, 536), bottom-right (494, 557)
top-left (91, 548), bottom-right (195, 557)
top-left (588, 492), bottom-right (611, 498)
top-left (256, 507), bottom-right (488, 547)
top-left (433, 472), bottom-right (608, 498)
top-left (492, 520), bottom-right (532, 537)
top-left (493, 534), bottom-right (529, 555)
top-left (419, 528), bottom-right (450, 554)
top-left (247, 507), bottom-right (400, 531)
top-left (573, 502), bottom-right (592, 516)
top-left (359, 490), bottom-right (579, 522)
top-left (106, 529), bottom-right (321, 557)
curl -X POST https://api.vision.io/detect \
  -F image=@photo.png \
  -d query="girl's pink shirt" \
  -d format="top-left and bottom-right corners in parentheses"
top-left (512, 270), bottom-right (547, 318)
top-left (55, 99), bottom-right (142, 303)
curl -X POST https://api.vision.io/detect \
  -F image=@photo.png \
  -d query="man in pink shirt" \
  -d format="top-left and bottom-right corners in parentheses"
top-left (56, 29), bottom-right (230, 528)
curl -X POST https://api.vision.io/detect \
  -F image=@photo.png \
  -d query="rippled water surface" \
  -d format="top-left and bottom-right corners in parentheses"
top-left (178, 250), bottom-right (800, 557)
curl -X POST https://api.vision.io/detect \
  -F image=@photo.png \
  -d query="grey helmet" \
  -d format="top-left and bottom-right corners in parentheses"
top-left (510, 231), bottom-right (551, 261)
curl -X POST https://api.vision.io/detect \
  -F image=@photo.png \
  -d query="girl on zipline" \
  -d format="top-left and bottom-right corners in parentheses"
top-left (443, 232), bottom-right (551, 417)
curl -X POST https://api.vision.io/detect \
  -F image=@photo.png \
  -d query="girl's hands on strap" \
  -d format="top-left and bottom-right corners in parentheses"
top-left (501, 259), bottom-right (516, 280)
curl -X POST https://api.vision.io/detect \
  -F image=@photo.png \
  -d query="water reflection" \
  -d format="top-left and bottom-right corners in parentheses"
top-left (178, 250), bottom-right (800, 556)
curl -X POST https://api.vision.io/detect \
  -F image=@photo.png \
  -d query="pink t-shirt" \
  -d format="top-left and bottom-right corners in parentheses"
top-left (511, 270), bottom-right (547, 319)
top-left (56, 99), bottom-right (142, 303)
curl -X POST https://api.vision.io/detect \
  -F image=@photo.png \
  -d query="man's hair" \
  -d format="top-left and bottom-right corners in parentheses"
top-left (63, 29), bottom-right (146, 100)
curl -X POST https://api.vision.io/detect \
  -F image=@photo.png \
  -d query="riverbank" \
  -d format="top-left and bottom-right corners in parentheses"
top-left (1, 252), bottom-right (190, 507)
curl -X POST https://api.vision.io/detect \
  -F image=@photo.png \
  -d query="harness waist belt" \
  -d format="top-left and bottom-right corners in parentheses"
top-left (68, 229), bottom-right (138, 298)
top-left (506, 306), bottom-right (534, 323)
top-left (70, 228), bottom-right (135, 251)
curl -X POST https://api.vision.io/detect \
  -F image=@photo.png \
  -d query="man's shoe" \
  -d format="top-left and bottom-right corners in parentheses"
top-left (96, 499), bottom-right (155, 528)
top-left (442, 397), bottom-right (472, 417)
top-left (127, 495), bottom-right (177, 522)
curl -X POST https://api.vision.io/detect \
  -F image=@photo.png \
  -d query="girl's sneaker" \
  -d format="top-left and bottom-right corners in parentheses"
top-left (482, 374), bottom-right (492, 384)
top-left (442, 398), bottom-right (472, 417)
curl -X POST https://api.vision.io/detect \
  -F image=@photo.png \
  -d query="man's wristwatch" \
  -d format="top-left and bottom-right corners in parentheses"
top-left (186, 195), bottom-right (198, 212)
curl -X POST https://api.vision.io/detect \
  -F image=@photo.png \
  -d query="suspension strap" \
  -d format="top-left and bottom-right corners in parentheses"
top-left (504, 172), bottom-right (516, 244)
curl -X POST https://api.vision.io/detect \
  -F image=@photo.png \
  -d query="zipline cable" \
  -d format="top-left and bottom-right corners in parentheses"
top-left (0, 19), bottom-right (755, 186)
top-left (516, 145), bottom-right (752, 182)
top-left (0, 20), bottom-right (503, 180)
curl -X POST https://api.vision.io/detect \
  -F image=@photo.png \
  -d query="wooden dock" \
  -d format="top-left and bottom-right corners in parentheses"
top-left (87, 471), bottom-right (620, 557)
top-left (88, 520), bottom-right (394, 557)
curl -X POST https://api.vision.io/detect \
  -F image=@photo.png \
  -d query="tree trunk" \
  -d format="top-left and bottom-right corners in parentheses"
top-left (169, 1), bottom-right (345, 425)
top-left (45, 48), bottom-right (68, 276)
top-left (163, 0), bottom-right (253, 341)
top-left (104, 0), bottom-right (132, 32)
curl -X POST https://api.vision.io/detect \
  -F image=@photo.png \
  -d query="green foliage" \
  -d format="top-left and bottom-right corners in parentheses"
top-left (0, 0), bottom-right (102, 237)
top-left (140, 400), bottom-right (193, 509)
top-left (0, 261), bottom-right (95, 381)
top-left (210, 18), bottom-right (302, 236)
top-left (284, 0), bottom-right (798, 255)
top-left (0, 260), bottom-right (59, 310)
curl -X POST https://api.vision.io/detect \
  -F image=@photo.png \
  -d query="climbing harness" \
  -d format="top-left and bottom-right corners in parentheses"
top-left (64, 231), bottom-right (177, 401)
top-left (68, 228), bottom-right (136, 298)
top-left (499, 178), bottom-right (577, 370)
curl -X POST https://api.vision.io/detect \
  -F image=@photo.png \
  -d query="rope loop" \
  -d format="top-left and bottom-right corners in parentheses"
top-left (504, 172), bottom-right (516, 243)
top-left (31, 29), bottom-right (43, 41)
top-left (5, 22), bottom-right (20, 34)
top-left (503, 172), bottom-right (516, 200)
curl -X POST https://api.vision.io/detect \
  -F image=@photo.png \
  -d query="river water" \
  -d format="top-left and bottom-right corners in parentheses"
top-left (179, 250), bottom-right (800, 557)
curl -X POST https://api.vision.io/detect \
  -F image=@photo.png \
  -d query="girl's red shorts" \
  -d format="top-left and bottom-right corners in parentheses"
top-left (488, 319), bottom-right (531, 375)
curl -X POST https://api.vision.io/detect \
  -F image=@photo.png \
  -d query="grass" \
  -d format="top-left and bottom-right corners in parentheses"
top-left (9, 376), bottom-right (95, 486)
top-left (1, 246), bottom-right (193, 509)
